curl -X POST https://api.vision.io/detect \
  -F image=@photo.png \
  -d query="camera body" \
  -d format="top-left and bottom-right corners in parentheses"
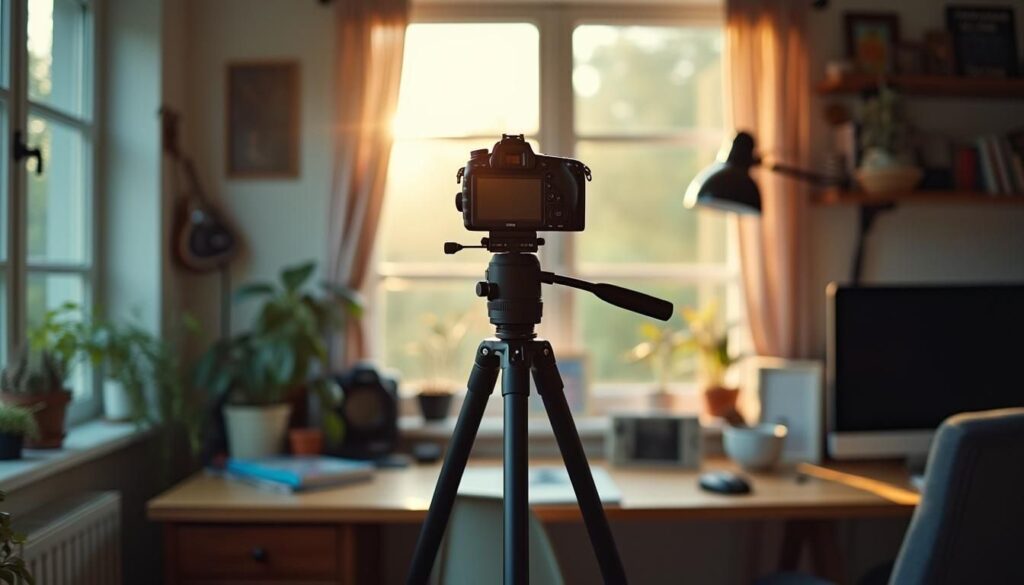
top-left (456, 134), bottom-right (589, 232)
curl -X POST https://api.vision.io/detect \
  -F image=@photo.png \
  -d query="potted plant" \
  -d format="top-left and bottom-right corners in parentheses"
top-left (0, 349), bottom-right (71, 449)
top-left (625, 321), bottom-right (692, 411)
top-left (0, 406), bottom-right (38, 460)
top-left (406, 312), bottom-right (473, 422)
top-left (0, 491), bottom-right (33, 585)
top-left (195, 261), bottom-right (361, 459)
top-left (679, 302), bottom-right (744, 420)
top-left (855, 83), bottom-right (922, 195)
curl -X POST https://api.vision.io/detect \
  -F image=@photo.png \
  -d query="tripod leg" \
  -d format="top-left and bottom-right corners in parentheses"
top-left (503, 342), bottom-right (531, 585)
top-left (407, 342), bottom-right (500, 585)
top-left (532, 342), bottom-right (628, 585)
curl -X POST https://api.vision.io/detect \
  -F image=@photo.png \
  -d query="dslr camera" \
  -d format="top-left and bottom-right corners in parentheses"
top-left (456, 134), bottom-right (590, 232)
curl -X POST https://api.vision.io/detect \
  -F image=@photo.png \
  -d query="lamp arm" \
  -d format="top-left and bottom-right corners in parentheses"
top-left (766, 162), bottom-right (851, 189)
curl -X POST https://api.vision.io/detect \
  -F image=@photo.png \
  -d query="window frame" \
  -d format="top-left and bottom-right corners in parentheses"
top-left (2, 0), bottom-right (100, 424)
top-left (374, 2), bottom-right (742, 396)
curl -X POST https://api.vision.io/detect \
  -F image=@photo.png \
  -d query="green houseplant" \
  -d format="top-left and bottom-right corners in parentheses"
top-left (625, 321), bottom-right (693, 411)
top-left (0, 491), bottom-right (33, 585)
top-left (405, 312), bottom-right (474, 421)
top-left (679, 302), bottom-right (743, 418)
top-left (855, 83), bottom-right (921, 194)
top-left (195, 261), bottom-right (361, 459)
top-left (0, 349), bottom-right (71, 449)
top-left (0, 406), bottom-right (38, 460)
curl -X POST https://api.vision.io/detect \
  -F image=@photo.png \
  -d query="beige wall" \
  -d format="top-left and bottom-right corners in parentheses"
top-left (177, 0), bottom-right (336, 344)
top-left (804, 0), bottom-right (1024, 354)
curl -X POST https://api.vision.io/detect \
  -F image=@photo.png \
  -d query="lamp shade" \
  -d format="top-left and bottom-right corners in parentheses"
top-left (683, 132), bottom-right (762, 215)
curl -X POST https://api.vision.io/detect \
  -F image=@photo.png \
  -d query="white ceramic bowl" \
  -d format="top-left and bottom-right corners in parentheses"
top-left (723, 423), bottom-right (788, 471)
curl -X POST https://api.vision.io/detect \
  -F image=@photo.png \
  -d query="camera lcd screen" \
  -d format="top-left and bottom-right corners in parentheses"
top-left (475, 177), bottom-right (542, 222)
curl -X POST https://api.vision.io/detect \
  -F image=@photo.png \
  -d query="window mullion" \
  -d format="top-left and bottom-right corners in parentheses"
top-left (6, 0), bottom-right (28, 357)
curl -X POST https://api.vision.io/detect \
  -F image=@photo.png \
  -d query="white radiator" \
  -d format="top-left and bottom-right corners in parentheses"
top-left (19, 492), bottom-right (122, 585)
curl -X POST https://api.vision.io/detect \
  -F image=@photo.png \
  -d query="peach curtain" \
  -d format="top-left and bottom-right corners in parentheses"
top-left (327, 0), bottom-right (409, 366)
top-left (726, 0), bottom-right (811, 358)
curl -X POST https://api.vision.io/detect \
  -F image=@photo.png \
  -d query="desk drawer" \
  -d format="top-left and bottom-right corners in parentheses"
top-left (177, 524), bottom-right (339, 581)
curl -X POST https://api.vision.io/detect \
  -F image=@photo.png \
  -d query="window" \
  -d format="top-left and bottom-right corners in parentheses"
top-left (375, 5), bottom-right (738, 395)
top-left (1, 0), bottom-right (97, 422)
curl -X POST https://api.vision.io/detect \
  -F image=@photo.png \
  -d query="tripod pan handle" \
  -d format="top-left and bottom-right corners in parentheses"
top-left (592, 283), bottom-right (673, 321)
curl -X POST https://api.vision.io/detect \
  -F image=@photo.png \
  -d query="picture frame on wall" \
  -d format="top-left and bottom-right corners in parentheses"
top-left (844, 12), bottom-right (901, 75)
top-left (946, 6), bottom-right (1018, 78)
top-left (530, 352), bottom-right (590, 415)
top-left (751, 357), bottom-right (824, 464)
top-left (226, 61), bottom-right (300, 178)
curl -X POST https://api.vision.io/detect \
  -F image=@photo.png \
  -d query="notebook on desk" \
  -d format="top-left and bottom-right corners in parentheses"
top-left (457, 466), bottom-right (622, 505)
top-left (223, 456), bottom-right (375, 493)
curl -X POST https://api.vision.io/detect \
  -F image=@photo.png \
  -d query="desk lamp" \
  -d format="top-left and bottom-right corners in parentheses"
top-left (684, 131), bottom-right (889, 284)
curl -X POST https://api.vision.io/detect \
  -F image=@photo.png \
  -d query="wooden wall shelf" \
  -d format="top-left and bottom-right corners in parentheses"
top-left (813, 190), bottom-right (1024, 206)
top-left (816, 74), bottom-right (1024, 99)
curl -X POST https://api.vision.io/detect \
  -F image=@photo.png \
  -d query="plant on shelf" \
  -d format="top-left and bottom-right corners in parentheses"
top-left (0, 405), bottom-right (38, 461)
top-left (0, 491), bottom-right (33, 585)
top-left (406, 311), bottom-right (474, 422)
top-left (195, 260), bottom-right (362, 459)
top-left (679, 301), bottom-right (744, 420)
top-left (856, 83), bottom-right (922, 194)
top-left (625, 320), bottom-right (693, 411)
top-left (0, 347), bottom-right (72, 449)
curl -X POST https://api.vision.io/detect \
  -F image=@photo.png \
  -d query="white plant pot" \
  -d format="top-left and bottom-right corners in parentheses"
top-left (224, 403), bottom-right (292, 460)
top-left (103, 380), bottom-right (133, 422)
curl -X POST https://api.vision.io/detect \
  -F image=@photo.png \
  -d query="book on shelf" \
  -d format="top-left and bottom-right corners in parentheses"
top-left (220, 455), bottom-right (375, 492)
top-left (976, 134), bottom-right (1024, 195)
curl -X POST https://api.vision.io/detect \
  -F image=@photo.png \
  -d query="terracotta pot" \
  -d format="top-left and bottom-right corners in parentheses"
top-left (703, 386), bottom-right (740, 419)
top-left (0, 390), bottom-right (72, 449)
top-left (289, 428), bottom-right (324, 456)
top-left (417, 392), bottom-right (453, 422)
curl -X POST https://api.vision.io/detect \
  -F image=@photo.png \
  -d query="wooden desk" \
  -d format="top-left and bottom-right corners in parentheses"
top-left (148, 459), bottom-right (918, 584)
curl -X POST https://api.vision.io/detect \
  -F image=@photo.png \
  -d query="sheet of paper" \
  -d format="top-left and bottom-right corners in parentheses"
top-left (457, 466), bottom-right (622, 505)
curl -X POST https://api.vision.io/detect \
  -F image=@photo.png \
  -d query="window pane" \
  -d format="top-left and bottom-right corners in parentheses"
top-left (379, 280), bottom-right (493, 387)
top-left (393, 23), bottom-right (538, 138)
top-left (27, 114), bottom-right (88, 264)
top-left (576, 142), bottom-right (726, 264)
top-left (0, 99), bottom-right (6, 261)
top-left (27, 272), bottom-right (89, 399)
top-left (573, 25), bottom-right (723, 135)
top-left (0, 271), bottom-right (6, 360)
top-left (28, 0), bottom-right (88, 116)
top-left (576, 281), bottom-right (725, 383)
top-left (0, 0), bottom-right (9, 88)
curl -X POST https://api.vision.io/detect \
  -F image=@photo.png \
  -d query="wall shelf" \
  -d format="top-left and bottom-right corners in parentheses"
top-left (816, 74), bottom-right (1024, 99)
top-left (813, 190), bottom-right (1024, 206)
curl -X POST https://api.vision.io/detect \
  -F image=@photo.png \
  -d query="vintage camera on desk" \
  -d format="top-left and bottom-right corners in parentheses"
top-left (456, 134), bottom-right (589, 235)
top-left (328, 363), bottom-right (399, 461)
top-left (607, 413), bottom-right (702, 468)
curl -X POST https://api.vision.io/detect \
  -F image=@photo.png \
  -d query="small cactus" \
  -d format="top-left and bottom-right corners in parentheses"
top-left (0, 348), bottom-right (66, 396)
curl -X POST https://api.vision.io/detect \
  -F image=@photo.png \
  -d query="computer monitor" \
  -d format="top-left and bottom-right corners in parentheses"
top-left (827, 283), bottom-right (1024, 460)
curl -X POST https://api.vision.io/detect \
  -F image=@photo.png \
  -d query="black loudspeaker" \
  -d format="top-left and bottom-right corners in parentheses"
top-left (330, 363), bottom-right (399, 460)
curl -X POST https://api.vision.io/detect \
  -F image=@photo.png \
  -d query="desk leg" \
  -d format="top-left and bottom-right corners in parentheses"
top-left (779, 520), bottom-right (845, 584)
top-left (162, 524), bottom-right (179, 585)
top-left (339, 524), bottom-right (382, 585)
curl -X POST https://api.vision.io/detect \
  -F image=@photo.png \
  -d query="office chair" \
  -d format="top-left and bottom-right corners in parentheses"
top-left (758, 407), bottom-right (1024, 585)
top-left (433, 496), bottom-right (565, 585)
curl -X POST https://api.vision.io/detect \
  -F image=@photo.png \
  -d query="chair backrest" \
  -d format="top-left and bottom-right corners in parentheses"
top-left (890, 408), bottom-right (1024, 585)
top-left (435, 496), bottom-right (565, 585)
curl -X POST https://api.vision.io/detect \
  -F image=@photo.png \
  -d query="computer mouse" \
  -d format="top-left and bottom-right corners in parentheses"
top-left (698, 471), bottom-right (752, 495)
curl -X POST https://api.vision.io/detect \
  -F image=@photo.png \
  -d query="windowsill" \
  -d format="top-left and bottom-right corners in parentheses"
top-left (0, 420), bottom-right (154, 493)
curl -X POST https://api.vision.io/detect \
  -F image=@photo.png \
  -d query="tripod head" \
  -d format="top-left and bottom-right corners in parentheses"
top-left (445, 232), bottom-right (674, 340)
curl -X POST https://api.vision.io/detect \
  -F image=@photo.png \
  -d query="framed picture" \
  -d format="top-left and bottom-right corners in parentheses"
top-left (530, 352), bottom-right (589, 415)
top-left (946, 6), bottom-right (1018, 78)
top-left (844, 12), bottom-right (901, 75)
top-left (226, 61), bottom-right (300, 178)
top-left (750, 357), bottom-right (824, 464)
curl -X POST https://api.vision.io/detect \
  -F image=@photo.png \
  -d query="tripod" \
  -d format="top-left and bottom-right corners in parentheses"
top-left (407, 234), bottom-right (673, 585)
